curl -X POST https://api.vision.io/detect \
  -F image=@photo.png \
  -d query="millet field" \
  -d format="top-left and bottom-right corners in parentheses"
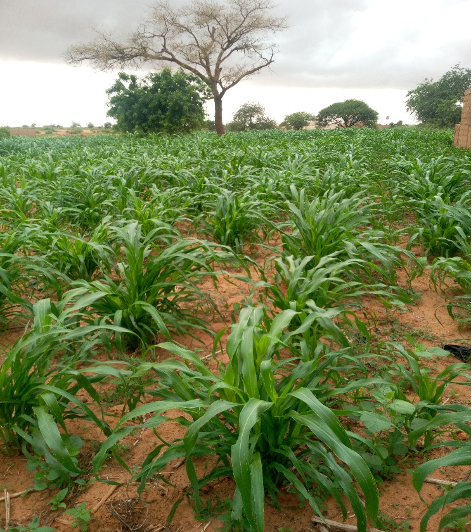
top-left (0, 127), bottom-right (470, 532)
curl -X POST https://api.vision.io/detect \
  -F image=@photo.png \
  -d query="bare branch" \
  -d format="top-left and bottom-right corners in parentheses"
top-left (65, 0), bottom-right (287, 134)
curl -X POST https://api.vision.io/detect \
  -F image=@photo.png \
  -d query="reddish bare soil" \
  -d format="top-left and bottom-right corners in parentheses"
top-left (0, 241), bottom-right (470, 532)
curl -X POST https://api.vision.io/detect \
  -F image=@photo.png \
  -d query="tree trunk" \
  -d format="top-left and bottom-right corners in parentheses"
top-left (214, 96), bottom-right (225, 135)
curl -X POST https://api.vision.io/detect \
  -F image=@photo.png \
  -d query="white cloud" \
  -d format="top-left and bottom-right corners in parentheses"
top-left (0, 61), bottom-right (118, 127)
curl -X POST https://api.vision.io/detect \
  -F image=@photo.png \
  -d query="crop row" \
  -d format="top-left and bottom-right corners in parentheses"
top-left (0, 128), bottom-right (470, 532)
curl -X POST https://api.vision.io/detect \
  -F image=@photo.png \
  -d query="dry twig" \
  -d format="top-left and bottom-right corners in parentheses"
top-left (172, 457), bottom-right (186, 469)
top-left (311, 516), bottom-right (384, 532)
top-left (425, 477), bottom-right (458, 487)
top-left (92, 483), bottom-right (121, 513)
top-left (0, 489), bottom-right (29, 502)
top-left (4, 489), bottom-right (10, 530)
top-left (55, 518), bottom-right (71, 526)
top-left (201, 349), bottom-right (222, 361)
top-left (109, 497), bottom-right (149, 531)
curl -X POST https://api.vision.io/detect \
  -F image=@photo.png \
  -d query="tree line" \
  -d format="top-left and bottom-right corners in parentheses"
top-left (65, 0), bottom-right (470, 135)
top-left (104, 70), bottom-right (382, 134)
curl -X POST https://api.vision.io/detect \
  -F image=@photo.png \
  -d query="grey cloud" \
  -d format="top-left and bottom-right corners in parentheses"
top-left (0, 0), bottom-right (470, 91)
top-left (0, 0), bottom-right (150, 62)
top-left (264, 0), bottom-right (470, 90)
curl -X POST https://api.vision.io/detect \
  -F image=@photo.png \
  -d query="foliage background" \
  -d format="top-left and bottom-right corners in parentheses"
top-left (106, 69), bottom-right (211, 134)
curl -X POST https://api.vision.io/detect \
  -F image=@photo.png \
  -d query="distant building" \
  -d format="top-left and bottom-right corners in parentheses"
top-left (453, 88), bottom-right (471, 149)
top-left (302, 120), bottom-right (336, 130)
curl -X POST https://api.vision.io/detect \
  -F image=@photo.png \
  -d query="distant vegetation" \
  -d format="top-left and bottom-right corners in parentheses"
top-left (226, 102), bottom-right (277, 132)
top-left (317, 99), bottom-right (379, 128)
top-left (106, 69), bottom-right (210, 134)
top-left (406, 64), bottom-right (471, 127)
top-left (280, 111), bottom-right (316, 130)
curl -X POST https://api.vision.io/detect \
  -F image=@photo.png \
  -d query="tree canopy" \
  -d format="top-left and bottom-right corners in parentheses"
top-left (280, 111), bottom-right (315, 130)
top-left (66, 0), bottom-right (287, 135)
top-left (106, 69), bottom-right (210, 134)
top-left (226, 102), bottom-right (277, 132)
top-left (406, 65), bottom-right (471, 127)
top-left (317, 100), bottom-right (378, 129)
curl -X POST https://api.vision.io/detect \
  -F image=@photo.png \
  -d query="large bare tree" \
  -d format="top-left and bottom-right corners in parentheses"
top-left (66, 0), bottom-right (287, 135)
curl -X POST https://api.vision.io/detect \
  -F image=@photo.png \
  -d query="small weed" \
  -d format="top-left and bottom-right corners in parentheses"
top-left (447, 388), bottom-right (459, 399)
top-left (193, 495), bottom-right (232, 521)
top-left (48, 487), bottom-right (68, 510)
top-left (202, 495), bottom-right (252, 532)
top-left (446, 517), bottom-right (469, 531)
top-left (26, 443), bottom-right (88, 493)
top-left (377, 511), bottom-right (412, 531)
top-left (0, 515), bottom-right (55, 532)
top-left (65, 502), bottom-right (95, 532)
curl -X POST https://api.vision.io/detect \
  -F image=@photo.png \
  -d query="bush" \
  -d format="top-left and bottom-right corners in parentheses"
top-left (317, 100), bottom-right (378, 128)
top-left (227, 102), bottom-right (277, 132)
top-left (201, 119), bottom-right (216, 131)
top-left (67, 128), bottom-right (83, 135)
top-left (280, 111), bottom-right (315, 130)
top-left (106, 69), bottom-right (210, 134)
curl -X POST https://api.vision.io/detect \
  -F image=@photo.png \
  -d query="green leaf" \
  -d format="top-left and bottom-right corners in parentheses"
top-left (260, 360), bottom-right (278, 403)
top-left (419, 482), bottom-right (471, 532)
top-left (291, 388), bottom-right (352, 448)
top-left (389, 399), bottom-right (416, 415)
top-left (231, 398), bottom-right (272, 532)
top-left (250, 453), bottom-right (265, 532)
top-left (290, 409), bottom-right (378, 528)
top-left (437, 502), bottom-right (471, 532)
top-left (360, 412), bottom-right (395, 433)
top-left (33, 406), bottom-right (82, 474)
top-left (413, 447), bottom-right (471, 495)
top-left (183, 399), bottom-right (239, 507)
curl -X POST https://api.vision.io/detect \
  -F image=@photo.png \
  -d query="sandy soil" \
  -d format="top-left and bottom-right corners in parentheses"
top-left (0, 240), bottom-right (470, 532)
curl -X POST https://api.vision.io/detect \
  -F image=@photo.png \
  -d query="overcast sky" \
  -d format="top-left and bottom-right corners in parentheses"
top-left (0, 0), bottom-right (470, 127)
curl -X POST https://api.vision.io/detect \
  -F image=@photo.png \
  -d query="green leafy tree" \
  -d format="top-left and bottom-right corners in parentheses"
top-left (227, 102), bottom-right (277, 132)
top-left (317, 100), bottom-right (378, 128)
top-left (106, 69), bottom-right (210, 134)
top-left (280, 111), bottom-right (315, 130)
top-left (406, 65), bottom-right (471, 127)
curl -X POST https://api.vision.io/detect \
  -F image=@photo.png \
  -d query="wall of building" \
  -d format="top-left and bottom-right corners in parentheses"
top-left (453, 88), bottom-right (471, 149)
